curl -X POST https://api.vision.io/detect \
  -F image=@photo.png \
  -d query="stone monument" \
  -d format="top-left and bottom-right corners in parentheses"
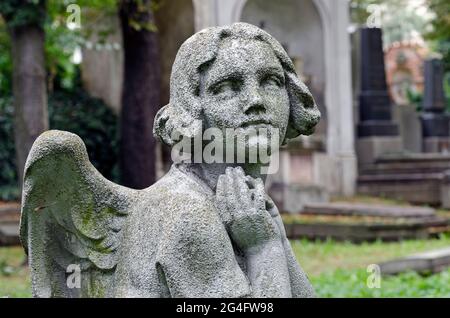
top-left (356, 27), bottom-right (401, 167)
top-left (20, 23), bottom-right (320, 297)
top-left (420, 58), bottom-right (450, 153)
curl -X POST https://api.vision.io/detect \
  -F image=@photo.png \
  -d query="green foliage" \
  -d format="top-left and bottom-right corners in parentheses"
top-left (0, 86), bottom-right (119, 201)
top-left (0, 1), bottom-right (119, 94)
top-left (444, 71), bottom-right (450, 113)
top-left (291, 233), bottom-right (450, 276)
top-left (45, 21), bottom-right (82, 91)
top-left (439, 41), bottom-right (450, 74)
top-left (426, 0), bottom-right (450, 42)
top-left (46, 0), bottom-right (117, 41)
top-left (4, 235), bottom-right (450, 297)
top-left (0, 0), bottom-right (123, 201)
top-left (0, 0), bottom-right (46, 28)
top-left (351, 0), bottom-right (449, 110)
top-left (121, 0), bottom-right (162, 32)
top-left (350, 0), bottom-right (434, 46)
top-left (0, 97), bottom-right (18, 201)
top-left (0, 259), bottom-right (15, 276)
top-left (292, 234), bottom-right (450, 297)
top-left (44, 1), bottom-right (116, 91)
top-left (48, 87), bottom-right (120, 183)
top-left (426, 0), bottom-right (450, 75)
top-left (406, 88), bottom-right (424, 111)
top-left (350, 0), bottom-right (381, 25)
top-left (0, 246), bottom-right (30, 297)
top-left (0, 18), bottom-right (12, 95)
top-left (312, 267), bottom-right (450, 297)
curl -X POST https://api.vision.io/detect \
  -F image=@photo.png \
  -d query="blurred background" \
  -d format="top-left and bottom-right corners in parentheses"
top-left (0, 0), bottom-right (450, 297)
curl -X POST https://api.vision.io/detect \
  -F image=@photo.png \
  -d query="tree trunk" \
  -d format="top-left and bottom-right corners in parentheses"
top-left (10, 25), bottom-right (48, 186)
top-left (119, 0), bottom-right (161, 189)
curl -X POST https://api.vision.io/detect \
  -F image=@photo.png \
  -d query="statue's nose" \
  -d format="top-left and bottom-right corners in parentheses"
top-left (242, 86), bottom-right (266, 115)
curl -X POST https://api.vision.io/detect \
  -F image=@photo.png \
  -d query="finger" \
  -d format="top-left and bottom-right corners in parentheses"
top-left (244, 175), bottom-right (255, 189)
top-left (265, 194), bottom-right (274, 209)
top-left (253, 178), bottom-right (266, 212)
top-left (265, 194), bottom-right (279, 217)
top-left (230, 168), bottom-right (252, 211)
top-left (222, 168), bottom-right (247, 227)
top-left (225, 167), bottom-right (239, 216)
top-left (273, 215), bottom-right (286, 237)
top-left (244, 175), bottom-right (264, 210)
top-left (244, 175), bottom-right (265, 212)
top-left (216, 174), bottom-right (232, 225)
top-left (216, 174), bottom-right (226, 197)
top-left (235, 166), bottom-right (245, 176)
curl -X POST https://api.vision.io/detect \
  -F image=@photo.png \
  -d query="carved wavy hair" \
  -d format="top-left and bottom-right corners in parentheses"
top-left (153, 22), bottom-right (321, 146)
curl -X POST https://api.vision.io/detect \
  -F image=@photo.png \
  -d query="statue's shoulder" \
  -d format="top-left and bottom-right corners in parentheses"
top-left (118, 163), bottom-right (223, 260)
top-left (146, 164), bottom-right (214, 209)
top-left (144, 165), bottom-right (223, 238)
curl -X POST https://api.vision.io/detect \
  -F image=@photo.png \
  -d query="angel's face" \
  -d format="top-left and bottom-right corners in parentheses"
top-left (200, 38), bottom-right (290, 157)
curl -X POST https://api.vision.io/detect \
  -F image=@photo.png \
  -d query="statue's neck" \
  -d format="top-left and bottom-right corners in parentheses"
top-left (179, 162), bottom-right (267, 192)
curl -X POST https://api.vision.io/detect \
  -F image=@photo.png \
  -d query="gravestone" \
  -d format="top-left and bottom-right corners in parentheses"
top-left (379, 247), bottom-right (450, 275)
top-left (302, 202), bottom-right (435, 218)
top-left (393, 104), bottom-right (422, 153)
top-left (356, 28), bottom-right (401, 166)
top-left (420, 58), bottom-right (450, 153)
top-left (0, 203), bottom-right (21, 246)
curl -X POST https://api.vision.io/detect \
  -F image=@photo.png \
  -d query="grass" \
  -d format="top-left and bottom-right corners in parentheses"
top-left (292, 234), bottom-right (450, 297)
top-left (0, 246), bottom-right (30, 297)
top-left (312, 268), bottom-right (450, 297)
top-left (293, 233), bottom-right (450, 276)
top-left (1, 234), bottom-right (450, 297)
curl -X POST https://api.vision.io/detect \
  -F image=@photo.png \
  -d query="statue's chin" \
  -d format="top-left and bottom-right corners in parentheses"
top-left (247, 134), bottom-right (269, 151)
top-left (234, 136), bottom-right (276, 165)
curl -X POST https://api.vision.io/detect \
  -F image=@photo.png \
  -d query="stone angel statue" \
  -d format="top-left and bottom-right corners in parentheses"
top-left (20, 23), bottom-right (320, 298)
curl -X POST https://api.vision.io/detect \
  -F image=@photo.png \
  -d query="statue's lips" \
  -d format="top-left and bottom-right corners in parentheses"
top-left (240, 119), bottom-right (272, 128)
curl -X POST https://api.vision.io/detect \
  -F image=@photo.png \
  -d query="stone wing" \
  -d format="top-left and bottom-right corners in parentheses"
top-left (20, 130), bottom-right (139, 297)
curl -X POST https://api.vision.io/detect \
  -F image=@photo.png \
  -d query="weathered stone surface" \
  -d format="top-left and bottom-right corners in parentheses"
top-left (356, 28), bottom-right (401, 168)
top-left (284, 220), bottom-right (446, 242)
top-left (283, 184), bottom-right (329, 214)
top-left (0, 222), bottom-right (20, 246)
top-left (356, 136), bottom-right (402, 167)
top-left (420, 59), bottom-right (450, 153)
top-left (379, 247), bottom-right (450, 275)
top-left (422, 59), bottom-right (447, 113)
top-left (357, 28), bottom-right (399, 138)
top-left (21, 23), bottom-right (320, 298)
top-left (0, 203), bottom-right (20, 246)
top-left (0, 203), bottom-right (21, 221)
top-left (302, 202), bottom-right (435, 218)
top-left (284, 214), bottom-right (449, 242)
top-left (358, 173), bottom-right (443, 205)
top-left (393, 104), bottom-right (422, 153)
top-left (358, 153), bottom-right (450, 206)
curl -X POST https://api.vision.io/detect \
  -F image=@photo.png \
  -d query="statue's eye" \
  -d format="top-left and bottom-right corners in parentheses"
top-left (261, 74), bottom-right (283, 88)
top-left (210, 79), bottom-right (241, 97)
